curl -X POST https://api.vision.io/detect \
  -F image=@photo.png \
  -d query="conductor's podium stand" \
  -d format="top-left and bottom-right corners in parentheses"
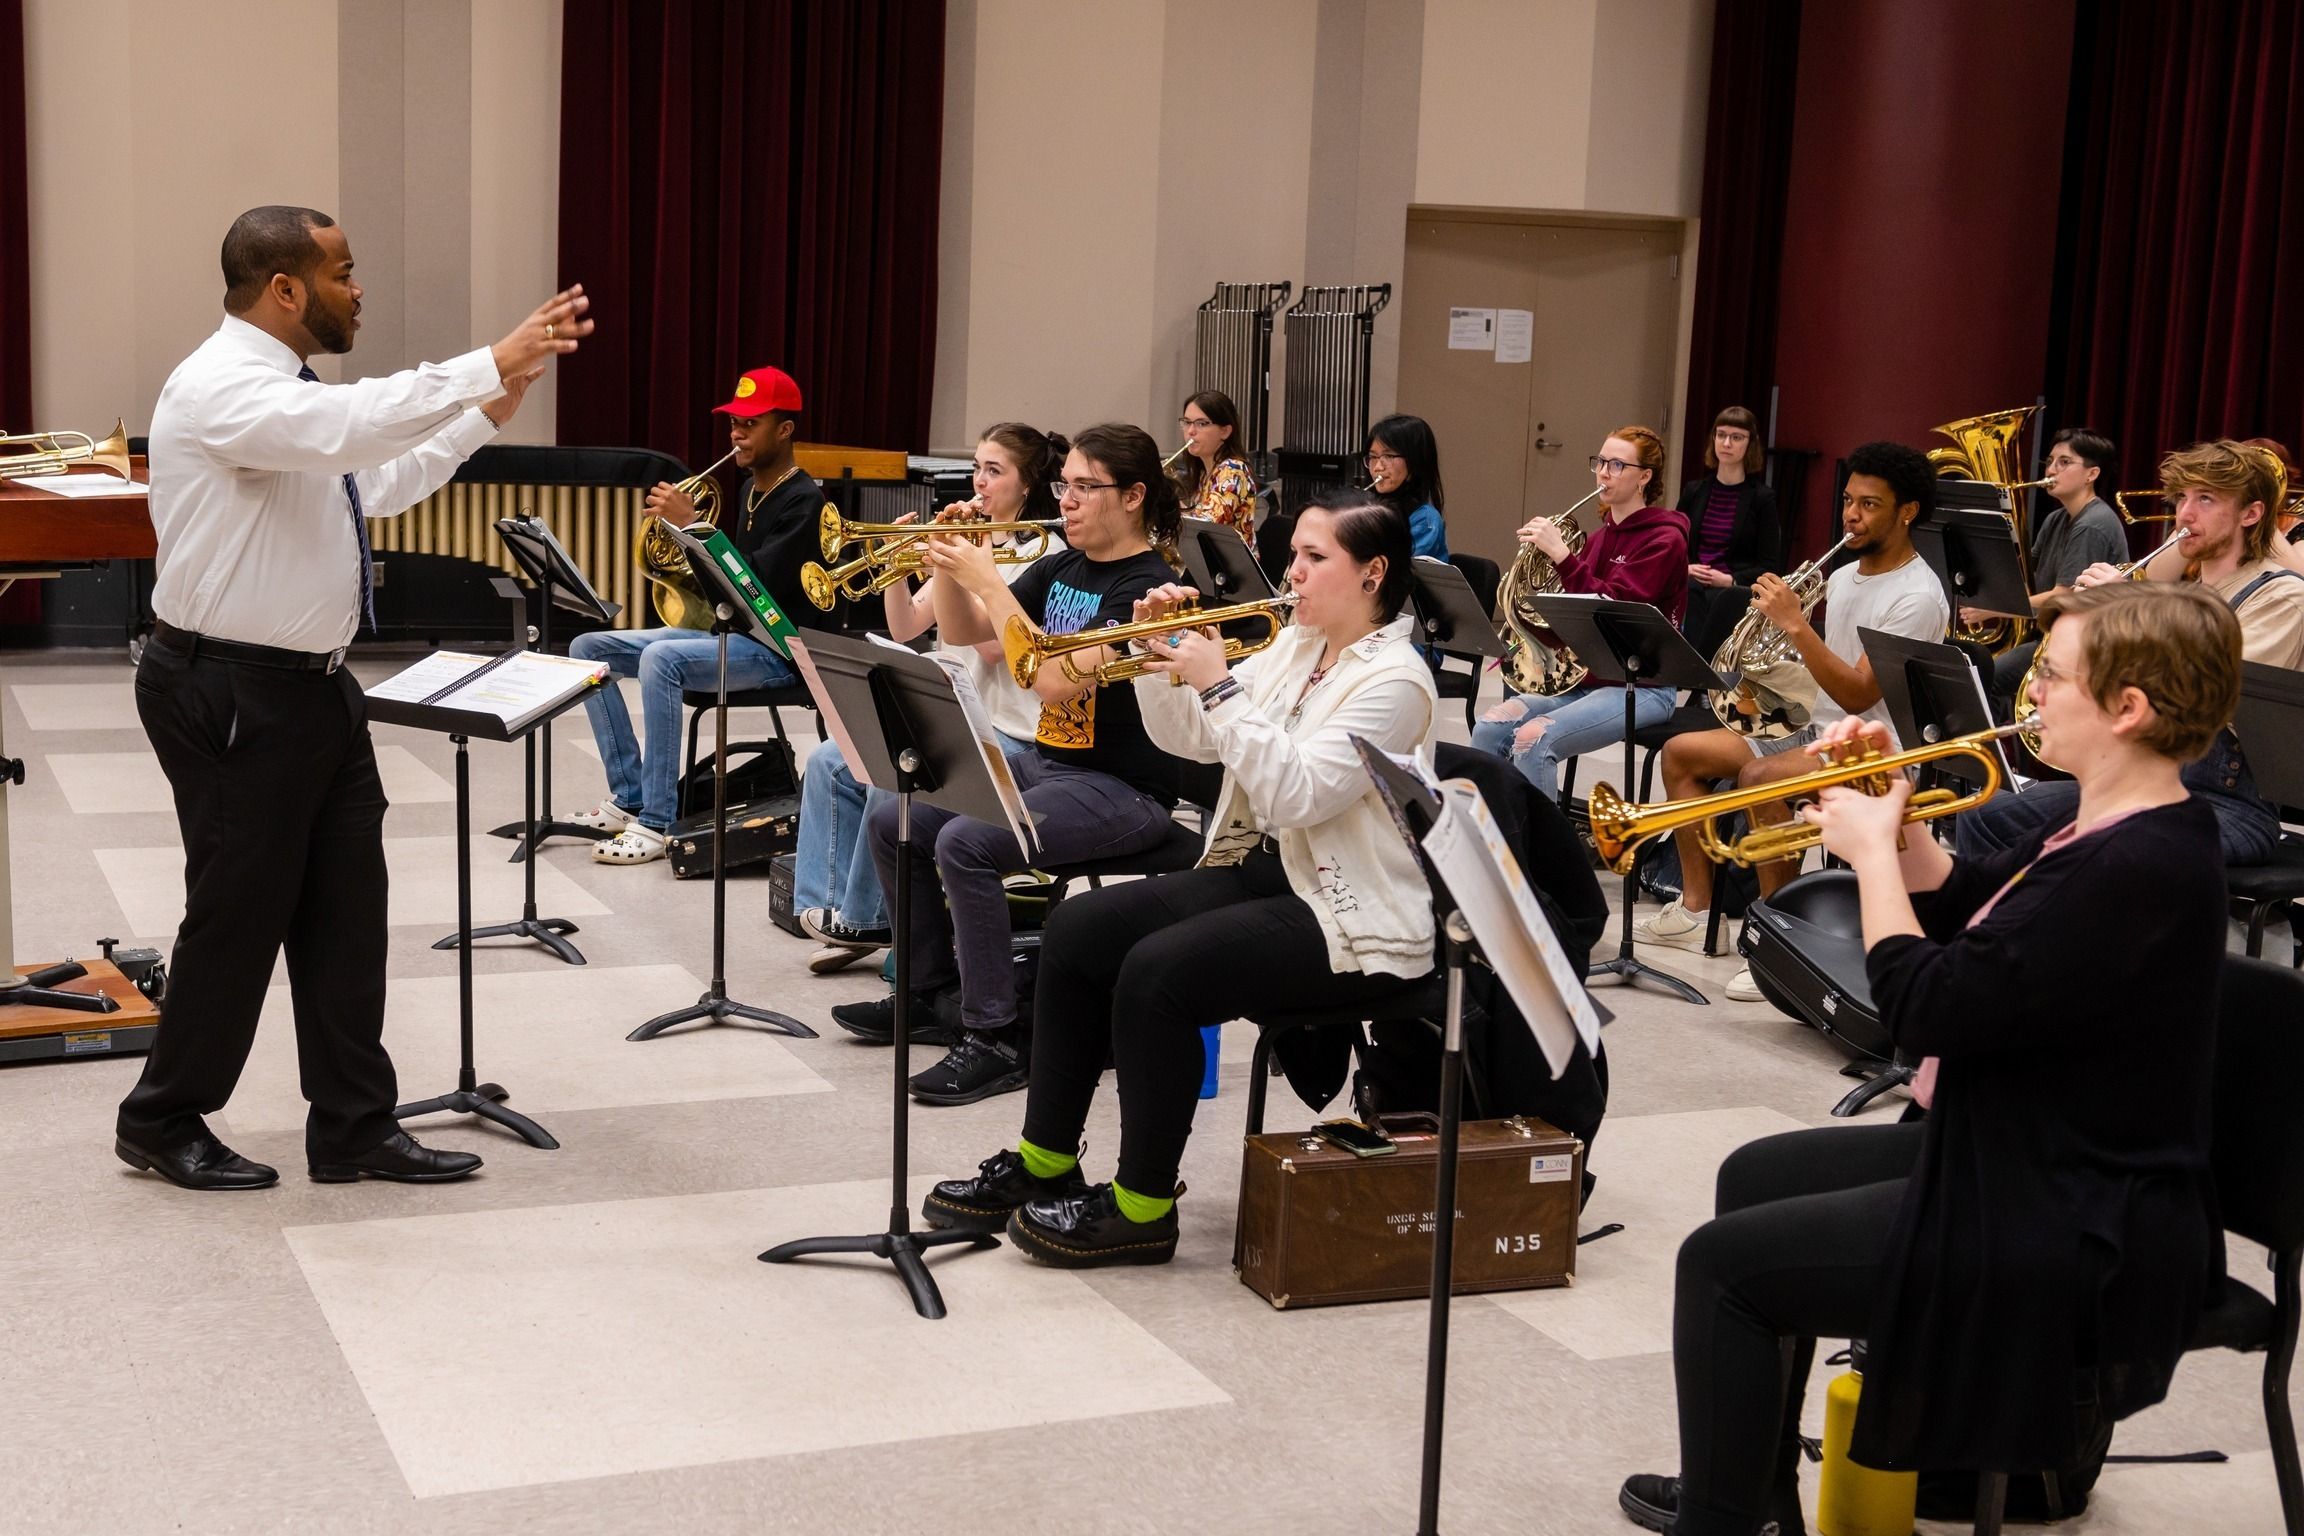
top-left (0, 960), bottom-right (162, 1064)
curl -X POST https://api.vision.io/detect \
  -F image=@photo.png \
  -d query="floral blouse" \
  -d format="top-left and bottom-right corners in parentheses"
top-left (1190, 458), bottom-right (1259, 540)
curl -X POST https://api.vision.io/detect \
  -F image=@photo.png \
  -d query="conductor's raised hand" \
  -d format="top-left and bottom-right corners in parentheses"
top-left (493, 284), bottom-right (593, 381)
top-left (481, 367), bottom-right (545, 428)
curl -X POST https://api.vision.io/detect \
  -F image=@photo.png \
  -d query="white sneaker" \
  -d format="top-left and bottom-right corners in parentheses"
top-left (807, 944), bottom-right (874, 976)
top-left (1725, 967), bottom-right (1764, 1002)
top-left (1634, 898), bottom-right (1713, 954)
top-left (566, 799), bottom-right (635, 833)
top-left (592, 824), bottom-right (668, 864)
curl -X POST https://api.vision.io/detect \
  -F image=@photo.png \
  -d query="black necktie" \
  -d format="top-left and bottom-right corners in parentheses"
top-left (298, 364), bottom-right (375, 632)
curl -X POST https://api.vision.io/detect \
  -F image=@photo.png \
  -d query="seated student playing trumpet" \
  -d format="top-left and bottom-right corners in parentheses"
top-left (1619, 580), bottom-right (2239, 1536)
top-left (837, 425), bottom-right (1186, 1107)
top-left (919, 489), bottom-right (1437, 1266)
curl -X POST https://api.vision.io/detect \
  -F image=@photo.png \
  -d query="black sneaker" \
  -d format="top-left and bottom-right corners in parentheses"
top-left (829, 987), bottom-right (960, 1047)
top-left (921, 1147), bottom-right (1089, 1235)
top-left (798, 906), bottom-right (892, 949)
top-left (1007, 1183), bottom-right (1180, 1268)
top-left (908, 1031), bottom-right (1027, 1106)
top-left (1617, 1474), bottom-right (1677, 1533)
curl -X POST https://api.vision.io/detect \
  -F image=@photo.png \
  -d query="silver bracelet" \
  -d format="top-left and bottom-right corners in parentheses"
top-left (1198, 676), bottom-right (1243, 710)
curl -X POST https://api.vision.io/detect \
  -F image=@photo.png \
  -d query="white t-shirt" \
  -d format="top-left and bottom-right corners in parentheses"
top-left (1810, 552), bottom-right (1951, 743)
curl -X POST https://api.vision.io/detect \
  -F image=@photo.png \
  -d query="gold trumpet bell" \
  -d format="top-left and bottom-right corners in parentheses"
top-left (0, 418), bottom-right (134, 483)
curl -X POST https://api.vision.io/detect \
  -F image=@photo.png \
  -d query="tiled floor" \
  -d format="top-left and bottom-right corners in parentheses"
top-left (1, 650), bottom-right (2291, 1535)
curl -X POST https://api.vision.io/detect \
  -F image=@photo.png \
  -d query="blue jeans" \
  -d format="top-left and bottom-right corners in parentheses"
top-left (1470, 684), bottom-right (1676, 800)
top-left (1956, 729), bottom-right (2281, 866)
top-left (567, 625), bottom-right (794, 832)
top-left (794, 730), bottom-right (1033, 932)
top-left (868, 754), bottom-right (1176, 1033)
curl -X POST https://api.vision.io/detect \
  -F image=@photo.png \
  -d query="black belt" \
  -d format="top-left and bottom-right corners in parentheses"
top-left (153, 620), bottom-right (348, 674)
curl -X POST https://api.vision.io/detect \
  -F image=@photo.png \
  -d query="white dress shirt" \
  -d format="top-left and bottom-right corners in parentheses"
top-left (147, 314), bottom-right (505, 652)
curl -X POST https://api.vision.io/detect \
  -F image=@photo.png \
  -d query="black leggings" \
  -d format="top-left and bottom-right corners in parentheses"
top-left (1021, 853), bottom-right (1419, 1198)
top-left (1671, 1121), bottom-right (1925, 1536)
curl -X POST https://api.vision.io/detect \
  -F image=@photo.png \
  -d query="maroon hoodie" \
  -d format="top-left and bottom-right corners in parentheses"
top-left (1553, 502), bottom-right (1692, 685)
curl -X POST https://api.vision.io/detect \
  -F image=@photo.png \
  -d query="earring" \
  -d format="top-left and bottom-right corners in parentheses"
top-left (1363, 579), bottom-right (1376, 592)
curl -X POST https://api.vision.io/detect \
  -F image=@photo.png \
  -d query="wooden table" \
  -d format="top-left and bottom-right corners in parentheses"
top-left (0, 458), bottom-right (155, 566)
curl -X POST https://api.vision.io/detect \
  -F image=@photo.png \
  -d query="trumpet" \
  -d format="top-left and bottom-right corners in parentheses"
top-left (1002, 595), bottom-right (1297, 688)
top-left (2114, 488), bottom-right (2176, 524)
top-left (799, 506), bottom-right (1063, 611)
top-left (0, 419), bottom-right (134, 483)
top-left (1587, 716), bottom-right (2033, 874)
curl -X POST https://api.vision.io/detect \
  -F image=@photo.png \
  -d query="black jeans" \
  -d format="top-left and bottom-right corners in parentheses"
top-left (118, 639), bottom-right (400, 1161)
top-left (1019, 852), bottom-right (1420, 1197)
top-left (1671, 1121), bottom-right (1925, 1536)
top-left (866, 754), bottom-right (1174, 1033)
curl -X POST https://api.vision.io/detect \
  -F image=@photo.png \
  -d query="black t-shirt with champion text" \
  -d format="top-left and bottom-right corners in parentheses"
top-left (1004, 546), bottom-right (1181, 802)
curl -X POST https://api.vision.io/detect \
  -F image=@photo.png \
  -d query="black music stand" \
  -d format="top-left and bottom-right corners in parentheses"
top-left (759, 631), bottom-right (1021, 1319)
top-left (485, 514), bottom-right (620, 863)
top-left (1177, 516), bottom-right (1275, 602)
top-left (1527, 594), bottom-right (1725, 1005)
top-left (1407, 557), bottom-right (1508, 659)
top-left (369, 653), bottom-right (607, 1149)
top-left (626, 527), bottom-right (814, 1044)
top-left (1911, 503), bottom-right (2031, 623)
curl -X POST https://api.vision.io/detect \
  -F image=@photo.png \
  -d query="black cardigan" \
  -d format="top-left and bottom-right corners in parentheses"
top-left (1852, 798), bottom-right (2226, 1471)
top-left (1675, 474), bottom-right (1780, 584)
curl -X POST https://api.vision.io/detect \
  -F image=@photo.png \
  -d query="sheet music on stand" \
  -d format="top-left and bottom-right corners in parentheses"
top-left (787, 633), bottom-right (1040, 860)
top-left (1356, 742), bottom-right (1604, 1077)
top-left (366, 650), bottom-right (609, 735)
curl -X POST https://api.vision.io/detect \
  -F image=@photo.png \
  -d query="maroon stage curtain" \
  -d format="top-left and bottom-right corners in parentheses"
top-left (1680, 0), bottom-right (1802, 478)
top-left (0, 0), bottom-right (38, 627)
top-left (555, 0), bottom-right (945, 467)
top-left (2047, 0), bottom-right (2304, 476)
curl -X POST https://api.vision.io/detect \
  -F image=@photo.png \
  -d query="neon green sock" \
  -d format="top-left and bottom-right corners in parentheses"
top-left (1016, 1138), bottom-right (1078, 1180)
top-left (1110, 1180), bottom-right (1175, 1224)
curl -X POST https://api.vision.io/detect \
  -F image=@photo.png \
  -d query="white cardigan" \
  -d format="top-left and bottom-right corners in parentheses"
top-left (1133, 614), bottom-right (1438, 978)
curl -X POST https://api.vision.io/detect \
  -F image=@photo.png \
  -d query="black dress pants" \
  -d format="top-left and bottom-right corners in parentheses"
top-left (1019, 852), bottom-right (1420, 1197)
top-left (118, 640), bottom-right (399, 1161)
top-left (1670, 1120), bottom-right (1925, 1536)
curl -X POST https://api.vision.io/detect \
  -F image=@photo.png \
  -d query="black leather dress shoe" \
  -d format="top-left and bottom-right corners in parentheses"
top-left (115, 1132), bottom-right (278, 1191)
top-left (309, 1129), bottom-right (483, 1184)
top-left (1007, 1183), bottom-right (1180, 1268)
top-left (1618, 1473), bottom-right (1677, 1532)
top-left (922, 1147), bottom-right (1089, 1235)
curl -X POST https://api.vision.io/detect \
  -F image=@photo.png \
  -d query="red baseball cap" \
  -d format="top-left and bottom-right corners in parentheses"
top-left (713, 365), bottom-right (803, 417)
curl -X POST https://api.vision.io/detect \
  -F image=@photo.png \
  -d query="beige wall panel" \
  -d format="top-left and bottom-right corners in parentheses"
top-left (1413, 0), bottom-right (1595, 211)
top-left (1585, 0), bottom-right (1712, 220)
top-left (471, 0), bottom-right (564, 443)
top-left (26, 0), bottom-right (339, 432)
top-left (928, 0), bottom-right (979, 451)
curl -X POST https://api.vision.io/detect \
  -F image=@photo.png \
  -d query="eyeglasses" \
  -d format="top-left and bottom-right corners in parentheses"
top-left (1049, 479), bottom-right (1121, 501)
top-left (1363, 452), bottom-right (1402, 467)
top-left (2029, 656), bottom-right (2086, 692)
top-left (1179, 416), bottom-right (1214, 431)
top-left (1589, 456), bottom-right (1639, 475)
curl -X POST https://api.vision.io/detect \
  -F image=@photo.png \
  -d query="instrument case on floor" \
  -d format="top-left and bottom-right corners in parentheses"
top-left (1738, 869), bottom-right (1891, 1060)
top-left (1236, 1115), bottom-right (1582, 1309)
top-left (667, 794), bottom-right (801, 880)
top-left (767, 853), bottom-right (806, 936)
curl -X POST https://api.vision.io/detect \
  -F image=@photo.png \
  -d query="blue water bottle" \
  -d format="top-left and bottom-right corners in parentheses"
top-left (1199, 1024), bottom-right (1222, 1098)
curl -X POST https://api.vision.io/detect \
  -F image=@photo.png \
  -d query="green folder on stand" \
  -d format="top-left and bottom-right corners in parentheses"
top-left (691, 527), bottom-right (801, 656)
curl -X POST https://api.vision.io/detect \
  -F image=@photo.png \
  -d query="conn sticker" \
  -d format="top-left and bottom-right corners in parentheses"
top-left (1529, 1154), bottom-right (1574, 1184)
top-left (62, 1031), bottom-right (114, 1055)
top-left (735, 377), bottom-right (757, 398)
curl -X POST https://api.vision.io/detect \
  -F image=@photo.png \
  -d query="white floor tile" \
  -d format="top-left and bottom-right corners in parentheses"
top-left (371, 745), bottom-right (455, 804)
top-left (1485, 1105), bottom-right (1811, 1360)
top-left (92, 835), bottom-right (611, 940)
top-left (284, 1178), bottom-right (1230, 1497)
top-left (10, 680), bottom-right (142, 731)
top-left (218, 964), bottom-right (829, 1134)
top-left (43, 752), bottom-right (171, 814)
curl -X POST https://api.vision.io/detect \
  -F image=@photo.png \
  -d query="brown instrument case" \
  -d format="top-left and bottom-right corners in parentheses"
top-left (1235, 1115), bottom-right (1582, 1310)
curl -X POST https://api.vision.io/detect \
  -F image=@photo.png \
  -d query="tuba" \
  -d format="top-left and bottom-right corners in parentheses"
top-left (1707, 533), bottom-right (1854, 738)
top-left (1495, 487), bottom-right (1603, 694)
top-left (635, 447), bottom-right (740, 629)
top-left (0, 419), bottom-right (134, 483)
top-left (1928, 406), bottom-right (2042, 654)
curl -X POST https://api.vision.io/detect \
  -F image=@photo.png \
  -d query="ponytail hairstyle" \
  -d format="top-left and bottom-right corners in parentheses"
top-left (1175, 389), bottom-right (1247, 508)
top-left (979, 421), bottom-right (1071, 521)
top-left (1071, 423), bottom-right (1183, 550)
top-left (1608, 423), bottom-right (1669, 505)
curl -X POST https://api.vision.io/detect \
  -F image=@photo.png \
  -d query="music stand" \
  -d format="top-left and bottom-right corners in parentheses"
top-left (485, 515), bottom-right (620, 862)
top-left (625, 526), bottom-right (813, 1044)
top-left (1407, 557), bottom-right (1507, 658)
top-left (1911, 502), bottom-right (2032, 622)
top-left (1526, 594), bottom-right (1725, 1005)
top-left (759, 631), bottom-right (1022, 1319)
top-left (1177, 516), bottom-right (1274, 603)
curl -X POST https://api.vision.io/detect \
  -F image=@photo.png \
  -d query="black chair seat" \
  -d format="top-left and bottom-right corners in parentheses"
top-left (2226, 836), bottom-right (2304, 963)
top-left (678, 681), bottom-right (820, 817)
top-left (1242, 979), bottom-right (1450, 1136)
top-left (2191, 1274), bottom-right (2277, 1354)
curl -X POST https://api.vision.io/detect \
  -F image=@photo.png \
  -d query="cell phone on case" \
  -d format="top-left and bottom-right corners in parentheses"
top-left (1315, 1118), bottom-right (1398, 1158)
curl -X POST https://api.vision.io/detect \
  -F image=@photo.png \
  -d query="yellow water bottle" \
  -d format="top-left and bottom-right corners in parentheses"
top-left (1816, 1343), bottom-right (1917, 1536)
